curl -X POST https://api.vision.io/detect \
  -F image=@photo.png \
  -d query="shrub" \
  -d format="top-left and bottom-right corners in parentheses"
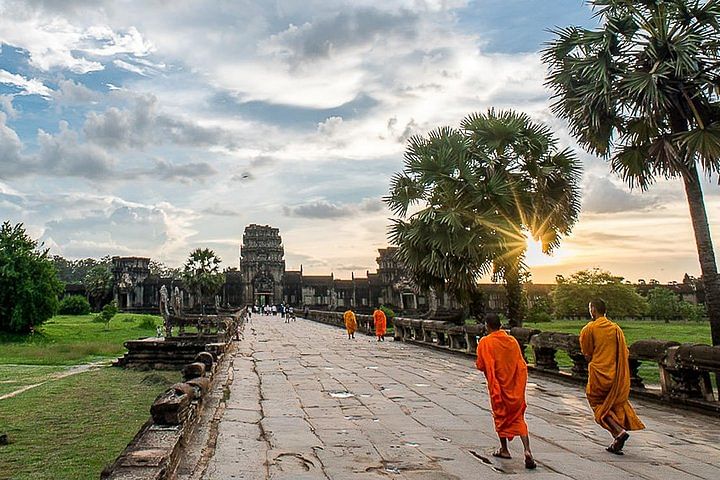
top-left (380, 305), bottom-right (395, 319)
top-left (58, 295), bottom-right (91, 315)
top-left (678, 301), bottom-right (707, 322)
top-left (527, 310), bottom-right (553, 323)
top-left (94, 301), bottom-right (118, 328)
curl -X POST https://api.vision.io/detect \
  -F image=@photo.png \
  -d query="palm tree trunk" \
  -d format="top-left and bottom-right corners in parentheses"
top-left (504, 259), bottom-right (526, 328)
top-left (682, 163), bottom-right (720, 346)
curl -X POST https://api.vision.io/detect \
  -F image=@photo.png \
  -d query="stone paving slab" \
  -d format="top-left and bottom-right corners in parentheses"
top-left (199, 316), bottom-right (720, 479)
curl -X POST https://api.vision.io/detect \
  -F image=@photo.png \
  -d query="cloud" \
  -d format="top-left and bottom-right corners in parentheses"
top-left (37, 121), bottom-right (115, 178)
top-left (262, 8), bottom-right (418, 65)
top-left (0, 94), bottom-right (18, 118)
top-left (149, 157), bottom-right (217, 183)
top-left (0, 69), bottom-right (52, 97)
top-left (0, 112), bottom-right (25, 177)
top-left (113, 59), bottom-right (148, 75)
top-left (51, 78), bottom-right (101, 105)
top-left (283, 197), bottom-right (384, 219)
top-left (582, 175), bottom-right (661, 214)
top-left (83, 94), bottom-right (238, 150)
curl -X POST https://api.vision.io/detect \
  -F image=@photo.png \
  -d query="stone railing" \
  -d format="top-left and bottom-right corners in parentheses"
top-left (306, 310), bottom-right (379, 335)
top-left (101, 350), bottom-right (225, 480)
top-left (164, 311), bottom-right (242, 342)
top-left (391, 318), bottom-right (720, 413)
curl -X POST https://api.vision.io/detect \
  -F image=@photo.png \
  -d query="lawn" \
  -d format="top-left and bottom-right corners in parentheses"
top-left (523, 319), bottom-right (712, 385)
top-left (0, 314), bottom-right (162, 365)
top-left (0, 313), bottom-right (175, 479)
top-left (0, 367), bottom-right (179, 480)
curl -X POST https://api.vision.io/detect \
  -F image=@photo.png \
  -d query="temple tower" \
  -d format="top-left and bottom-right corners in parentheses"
top-left (240, 224), bottom-right (285, 306)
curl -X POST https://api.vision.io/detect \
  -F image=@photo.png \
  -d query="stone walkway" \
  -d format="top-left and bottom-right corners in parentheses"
top-left (200, 316), bottom-right (720, 479)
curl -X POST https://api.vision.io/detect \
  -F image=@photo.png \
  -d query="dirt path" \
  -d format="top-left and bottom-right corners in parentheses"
top-left (0, 361), bottom-right (110, 400)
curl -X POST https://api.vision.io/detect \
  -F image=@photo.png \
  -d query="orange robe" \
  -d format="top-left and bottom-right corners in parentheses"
top-left (373, 310), bottom-right (387, 337)
top-left (343, 310), bottom-right (357, 335)
top-left (475, 330), bottom-right (529, 439)
top-left (580, 316), bottom-right (645, 433)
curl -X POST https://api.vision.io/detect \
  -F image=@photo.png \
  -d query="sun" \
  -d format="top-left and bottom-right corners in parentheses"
top-left (523, 231), bottom-right (568, 268)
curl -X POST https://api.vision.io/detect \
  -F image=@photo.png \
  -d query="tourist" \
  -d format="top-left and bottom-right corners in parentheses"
top-left (303, 305), bottom-right (310, 318)
top-left (344, 308), bottom-right (357, 339)
top-left (581, 299), bottom-right (645, 454)
top-left (271, 304), bottom-right (277, 316)
top-left (475, 313), bottom-right (536, 469)
top-left (288, 306), bottom-right (295, 321)
top-left (373, 307), bottom-right (386, 342)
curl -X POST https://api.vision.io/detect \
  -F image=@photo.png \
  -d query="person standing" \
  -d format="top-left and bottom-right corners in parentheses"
top-left (344, 308), bottom-right (357, 339)
top-left (373, 307), bottom-right (387, 342)
top-left (581, 298), bottom-right (645, 455)
top-left (475, 314), bottom-right (536, 469)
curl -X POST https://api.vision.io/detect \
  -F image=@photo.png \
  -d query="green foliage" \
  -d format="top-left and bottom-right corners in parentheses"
top-left (58, 295), bottom-right (91, 315)
top-left (0, 222), bottom-right (64, 334)
top-left (94, 301), bottom-right (118, 328)
top-left (182, 248), bottom-right (225, 309)
top-left (83, 265), bottom-right (113, 311)
top-left (149, 260), bottom-right (182, 279)
top-left (527, 296), bottom-right (554, 323)
top-left (552, 268), bottom-right (648, 318)
top-left (385, 110), bottom-right (582, 326)
top-left (52, 255), bottom-right (111, 285)
top-left (678, 301), bottom-right (707, 322)
top-left (380, 305), bottom-right (395, 320)
top-left (647, 287), bottom-right (680, 322)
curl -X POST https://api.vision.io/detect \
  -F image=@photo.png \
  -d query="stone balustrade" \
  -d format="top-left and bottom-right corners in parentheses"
top-left (165, 312), bottom-right (240, 342)
top-left (102, 351), bottom-right (223, 479)
top-left (303, 311), bottom-right (720, 413)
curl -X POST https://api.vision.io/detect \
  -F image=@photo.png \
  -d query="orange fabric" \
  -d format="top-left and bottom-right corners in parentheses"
top-left (580, 316), bottom-right (645, 433)
top-left (344, 310), bottom-right (357, 334)
top-left (373, 310), bottom-right (387, 336)
top-left (475, 330), bottom-right (529, 439)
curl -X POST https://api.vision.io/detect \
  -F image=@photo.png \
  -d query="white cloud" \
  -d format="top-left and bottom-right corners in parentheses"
top-left (0, 69), bottom-right (52, 97)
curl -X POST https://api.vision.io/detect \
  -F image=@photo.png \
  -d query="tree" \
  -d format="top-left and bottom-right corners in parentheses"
top-left (149, 260), bottom-right (182, 279)
top-left (552, 268), bottom-right (648, 318)
top-left (83, 265), bottom-right (113, 311)
top-left (647, 286), bottom-right (680, 322)
top-left (58, 295), bottom-right (91, 315)
top-left (385, 110), bottom-right (581, 325)
top-left (544, 0), bottom-right (720, 345)
top-left (182, 248), bottom-right (225, 312)
top-left (0, 222), bottom-right (64, 333)
top-left (52, 255), bottom-right (111, 285)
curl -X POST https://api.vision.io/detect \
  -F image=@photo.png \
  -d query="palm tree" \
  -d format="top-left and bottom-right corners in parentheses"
top-left (385, 110), bottom-right (582, 325)
top-left (543, 0), bottom-right (720, 344)
top-left (182, 248), bottom-right (225, 313)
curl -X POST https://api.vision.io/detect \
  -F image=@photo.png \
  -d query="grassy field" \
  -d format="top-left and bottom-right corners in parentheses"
top-left (523, 319), bottom-right (712, 385)
top-left (0, 314), bottom-right (162, 365)
top-left (0, 313), bottom-right (175, 479)
top-left (0, 368), bottom-right (179, 480)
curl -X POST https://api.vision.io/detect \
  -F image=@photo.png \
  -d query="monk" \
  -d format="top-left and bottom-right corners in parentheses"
top-left (344, 308), bottom-right (357, 339)
top-left (580, 299), bottom-right (645, 455)
top-left (475, 314), bottom-right (536, 469)
top-left (373, 307), bottom-right (387, 342)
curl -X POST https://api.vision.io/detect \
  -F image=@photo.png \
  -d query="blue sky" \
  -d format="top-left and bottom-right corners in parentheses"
top-left (0, 0), bottom-right (717, 283)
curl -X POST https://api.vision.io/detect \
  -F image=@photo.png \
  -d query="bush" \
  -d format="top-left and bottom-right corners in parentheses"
top-left (58, 295), bottom-right (91, 315)
top-left (678, 301), bottom-right (707, 322)
top-left (380, 305), bottom-right (395, 319)
top-left (527, 310), bottom-right (553, 323)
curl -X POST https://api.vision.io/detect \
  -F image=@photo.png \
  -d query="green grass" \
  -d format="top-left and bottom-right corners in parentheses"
top-left (523, 319), bottom-right (712, 385)
top-left (0, 314), bottom-right (162, 366)
top-left (0, 365), bottom-right (66, 397)
top-left (0, 367), bottom-right (179, 480)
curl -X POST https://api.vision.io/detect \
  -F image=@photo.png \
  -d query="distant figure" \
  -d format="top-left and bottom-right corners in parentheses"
top-left (303, 306), bottom-right (310, 318)
top-left (581, 299), bottom-right (645, 454)
top-left (271, 304), bottom-right (277, 316)
top-left (373, 307), bottom-right (387, 342)
top-left (288, 306), bottom-right (295, 321)
top-left (344, 308), bottom-right (357, 339)
top-left (246, 305), bottom-right (252, 323)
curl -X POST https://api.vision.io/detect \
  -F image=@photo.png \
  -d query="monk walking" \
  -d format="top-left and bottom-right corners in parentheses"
top-left (344, 308), bottom-right (357, 339)
top-left (373, 307), bottom-right (387, 342)
top-left (476, 314), bottom-right (536, 469)
top-left (581, 299), bottom-right (645, 455)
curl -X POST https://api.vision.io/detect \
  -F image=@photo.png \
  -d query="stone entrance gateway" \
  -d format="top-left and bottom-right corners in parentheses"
top-left (241, 225), bottom-right (285, 307)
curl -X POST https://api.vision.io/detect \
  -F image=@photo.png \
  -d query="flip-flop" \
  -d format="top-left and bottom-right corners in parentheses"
top-left (492, 449), bottom-right (512, 459)
top-left (606, 431), bottom-right (629, 455)
top-left (525, 456), bottom-right (537, 470)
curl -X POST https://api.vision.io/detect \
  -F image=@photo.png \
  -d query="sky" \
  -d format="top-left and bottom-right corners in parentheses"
top-left (0, 0), bottom-right (718, 284)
